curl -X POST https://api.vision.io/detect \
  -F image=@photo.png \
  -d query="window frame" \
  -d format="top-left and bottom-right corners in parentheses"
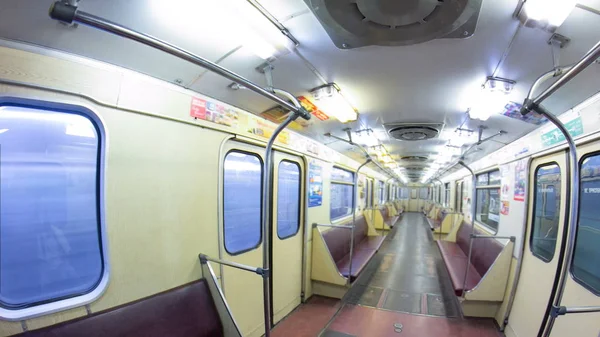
top-left (529, 162), bottom-right (561, 263)
top-left (276, 160), bottom-right (302, 240)
top-left (570, 151), bottom-right (600, 296)
top-left (330, 166), bottom-right (355, 222)
top-left (474, 169), bottom-right (501, 234)
top-left (223, 149), bottom-right (264, 255)
top-left (0, 97), bottom-right (109, 320)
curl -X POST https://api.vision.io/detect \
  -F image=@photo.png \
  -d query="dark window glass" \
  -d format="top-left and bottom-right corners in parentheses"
top-left (331, 167), bottom-right (353, 183)
top-left (477, 173), bottom-right (489, 186)
top-left (444, 183), bottom-right (450, 207)
top-left (277, 161), bottom-right (301, 239)
top-left (378, 181), bottom-right (385, 204)
top-left (419, 188), bottom-right (428, 199)
top-left (489, 170), bottom-right (501, 185)
top-left (531, 164), bottom-right (561, 262)
top-left (0, 106), bottom-right (103, 308)
top-left (572, 154), bottom-right (600, 294)
top-left (475, 188), bottom-right (500, 232)
top-left (224, 151), bottom-right (262, 254)
top-left (331, 167), bottom-right (354, 220)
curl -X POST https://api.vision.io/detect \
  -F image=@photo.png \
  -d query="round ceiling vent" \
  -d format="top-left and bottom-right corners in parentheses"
top-left (304, 0), bottom-right (482, 48)
top-left (389, 126), bottom-right (439, 141)
top-left (401, 156), bottom-right (429, 162)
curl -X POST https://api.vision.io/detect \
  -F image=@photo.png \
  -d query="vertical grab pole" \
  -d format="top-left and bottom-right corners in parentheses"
top-left (518, 40), bottom-right (600, 336)
top-left (524, 104), bottom-right (580, 337)
top-left (349, 158), bottom-right (372, 285)
top-left (260, 91), bottom-right (309, 336)
top-left (458, 161), bottom-right (477, 298)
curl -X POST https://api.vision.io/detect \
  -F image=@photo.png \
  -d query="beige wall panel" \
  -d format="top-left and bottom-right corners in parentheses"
top-left (0, 322), bottom-right (23, 337)
top-left (91, 108), bottom-right (226, 312)
top-left (495, 257), bottom-right (518, 327)
top-left (0, 46), bottom-right (121, 104)
top-left (25, 307), bottom-right (87, 330)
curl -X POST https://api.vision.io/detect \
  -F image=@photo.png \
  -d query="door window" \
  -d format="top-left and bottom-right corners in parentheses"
top-left (572, 154), bottom-right (600, 294)
top-left (223, 151), bottom-right (263, 254)
top-left (277, 161), bottom-right (301, 239)
top-left (530, 164), bottom-right (561, 262)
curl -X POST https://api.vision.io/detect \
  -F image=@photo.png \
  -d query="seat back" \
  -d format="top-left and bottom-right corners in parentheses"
top-left (321, 216), bottom-right (369, 263)
top-left (471, 233), bottom-right (504, 277)
top-left (455, 221), bottom-right (505, 276)
top-left (18, 280), bottom-right (224, 337)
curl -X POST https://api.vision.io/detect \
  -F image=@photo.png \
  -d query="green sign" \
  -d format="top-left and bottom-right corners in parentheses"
top-left (541, 117), bottom-right (584, 147)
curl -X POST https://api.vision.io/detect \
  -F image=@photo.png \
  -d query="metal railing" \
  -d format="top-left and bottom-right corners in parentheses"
top-left (313, 223), bottom-right (353, 229)
top-left (518, 38), bottom-right (600, 337)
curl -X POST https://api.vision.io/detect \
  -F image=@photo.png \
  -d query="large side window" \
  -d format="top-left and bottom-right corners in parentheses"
top-left (0, 105), bottom-right (104, 310)
top-left (530, 164), bottom-right (561, 262)
top-left (224, 151), bottom-right (262, 254)
top-left (277, 161), bottom-right (301, 239)
top-left (475, 170), bottom-right (501, 233)
top-left (378, 181), bottom-right (385, 204)
top-left (572, 154), bottom-right (600, 294)
top-left (330, 167), bottom-right (354, 221)
top-left (419, 187), bottom-right (428, 199)
top-left (444, 183), bottom-right (450, 207)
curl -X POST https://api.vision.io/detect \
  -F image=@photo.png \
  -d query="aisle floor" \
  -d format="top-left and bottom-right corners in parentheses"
top-left (272, 212), bottom-right (504, 337)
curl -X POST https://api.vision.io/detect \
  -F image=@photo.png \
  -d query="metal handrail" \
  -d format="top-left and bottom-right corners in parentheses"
top-left (471, 235), bottom-right (516, 241)
top-left (47, 2), bottom-right (312, 122)
top-left (313, 223), bottom-right (353, 229)
top-left (562, 306), bottom-right (600, 314)
top-left (458, 161), bottom-right (477, 299)
top-left (518, 39), bottom-right (600, 337)
top-left (199, 254), bottom-right (264, 275)
top-left (349, 158), bottom-right (372, 285)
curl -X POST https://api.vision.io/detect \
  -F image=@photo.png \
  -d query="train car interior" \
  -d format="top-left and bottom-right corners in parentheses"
top-left (0, 0), bottom-right (600, 336)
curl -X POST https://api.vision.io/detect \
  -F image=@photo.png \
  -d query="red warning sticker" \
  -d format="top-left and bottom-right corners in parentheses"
top-left (190, 97), bottom-right (207, 119)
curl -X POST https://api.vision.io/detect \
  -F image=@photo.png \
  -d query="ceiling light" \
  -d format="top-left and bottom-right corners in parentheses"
top-left (517, 0), bottom-right (576, 32)
top-left (151, 0), bottom-right (294, 60)
top-left (0, 129), bottom-right (8, 134)
top-left (354, 129), bottom-right (379, 147)
top-left (468, 77), bottom-right (515, 121)
top-left (310, 84), bottom-right (359, 123)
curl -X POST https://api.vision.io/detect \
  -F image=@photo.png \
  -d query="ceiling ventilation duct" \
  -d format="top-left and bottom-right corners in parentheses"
top-left (400, 156), bottom-right (430, 162)
top-left (384, 123), bottom-right (443, 141)
top-left (303, 0), bottom-right (483, 49)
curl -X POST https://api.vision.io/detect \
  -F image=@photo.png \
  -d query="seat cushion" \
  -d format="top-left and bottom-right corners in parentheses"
top-left (427, 218), bottom-right (441, 230)
top-left (358, 236), bottom-right (386, 251)
top-left (17, 280), bottom-right (224, 337)
top-left (436, 241), bottom-right (467, 259)
top-left (337, 248), bottom-right (377, 279)
top-left (441, 255), bottom-right (482, 296)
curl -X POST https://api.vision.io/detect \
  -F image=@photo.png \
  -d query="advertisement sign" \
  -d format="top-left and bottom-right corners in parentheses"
top-left (488, 189), bottom-right (500, 222)
top-left (501, 201), bottom-right (510, 215)
top-left (190, 97), bottom-right (206, 119)
top-left (514, 159), bottom-right (527, 201)
top-left (308, 162), bottom-right (323, 207)
top-left (500, 164), bottom-right (511, 201)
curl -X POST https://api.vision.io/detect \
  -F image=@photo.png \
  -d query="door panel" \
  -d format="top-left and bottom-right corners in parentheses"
top-left (507, 151), bottom-right (567, 337)
top-left (408, 188), bottom-right (418, 212)
top-left (548, 141), bottom-right (600, 337)
top-left (272, 152), bottom-right (304, 323)
top-left (221, 141), bottom-right (265, 337)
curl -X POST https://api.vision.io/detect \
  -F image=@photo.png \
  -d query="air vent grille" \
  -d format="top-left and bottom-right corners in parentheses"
top-left (304, 0), bottom-right (482, 48)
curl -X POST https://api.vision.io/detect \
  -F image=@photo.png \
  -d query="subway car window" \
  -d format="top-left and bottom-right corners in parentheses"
top-left (378, 181), bottom-right (385, 204)
top-left (0, 106), bottom-right (103, 308)
top-left (475, 170), bottom-right (501, 233)
top-left (530, 164), bottom-right (561, 262)
top-left (330, 167), bottom-right (354, 220)
top-left (444, 183), bottom-right (450, 207)
top-left (572, 154), bottom-right (600, 294)
top-left (277, 161), bottom-right (301, 239)
top-left (223, 151), bottom-right (263, 254)
top-left (419, 187), bottom-right (428, 199)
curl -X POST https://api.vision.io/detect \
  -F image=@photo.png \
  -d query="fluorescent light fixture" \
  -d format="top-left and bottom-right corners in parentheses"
top-left (310, 84), bottom-right (359, 123)
top-left (151, 0), bottom-right (294, 60)
top-left (468, 77), bottom-right (515, 121)
top-left (518, 0), bottom-right (576, 31)
top-left (0, 129), bottom-right (8, 134)
top-left (354, 129), bottom-right (379, 147)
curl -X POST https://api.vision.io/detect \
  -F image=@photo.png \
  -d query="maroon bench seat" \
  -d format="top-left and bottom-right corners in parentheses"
top-left (321, 215), bottom-right (385, 280)
top-left (17, 280), bottom-right (224, 337)
top-left (436, 221), bottom-right (504, 296)
top-left (379, 206), bottom-right (399, 227)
